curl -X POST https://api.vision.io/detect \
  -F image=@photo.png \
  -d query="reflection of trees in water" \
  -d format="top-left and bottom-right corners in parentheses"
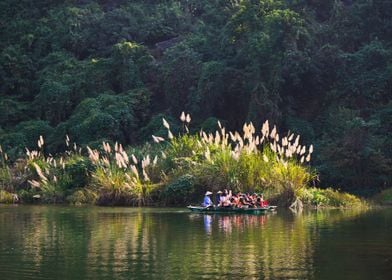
top-left (0, 207), bottom-right (369, 279)
top-left (86, 212), bottom-right (160, 278)
top-left (192, 213), bottom-right (315, 279)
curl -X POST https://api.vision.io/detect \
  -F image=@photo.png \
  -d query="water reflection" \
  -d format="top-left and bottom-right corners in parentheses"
top-left (0, 206), bottom-right (389, 280)
top-left (203, 215), bottom-right (212, 234)
top-left (198, 213), bottom-right (271, 234)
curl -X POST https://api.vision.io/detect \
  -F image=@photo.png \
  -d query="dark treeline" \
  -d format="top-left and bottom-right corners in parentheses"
top-left (0, 0), bottom-right (391, 194)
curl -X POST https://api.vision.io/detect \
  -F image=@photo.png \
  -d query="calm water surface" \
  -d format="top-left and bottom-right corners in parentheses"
top-left (0, 206), bottom-right (391, 279)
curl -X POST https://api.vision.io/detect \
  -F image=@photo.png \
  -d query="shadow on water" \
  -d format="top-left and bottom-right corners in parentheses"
top-left (0, 205), bottom-right (391, 279)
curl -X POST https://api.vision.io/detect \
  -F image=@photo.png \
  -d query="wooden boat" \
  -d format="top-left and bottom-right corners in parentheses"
top-left (187, 205), bottom-right (277, 213)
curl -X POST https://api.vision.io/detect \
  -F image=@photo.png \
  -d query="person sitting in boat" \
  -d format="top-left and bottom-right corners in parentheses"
top-left (259, 194), bottom-right (269, 207)
top-left (215, 191), bottom-right (222, 205)
top-left (230, 193), bottom-right (240, 208)
top-left (219, 189), bottom-right (232, 207)
top-left (202, 191), bottom-right (213, 207)
top-left (238, 196), bottom-right (249, 208)
top-left (243, 193), bottom-right (253, 206)
top-left (248, 193), bottom-right (257, 208)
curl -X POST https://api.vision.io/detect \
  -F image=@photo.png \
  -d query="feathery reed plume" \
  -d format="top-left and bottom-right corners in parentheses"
top-left (142, 169), bottom-right (150, 181)
top-left (37, 135), bottom-right (44, 149)
top-left (300, 146), bottom-right (306, 156)
top-left (131, 154), bottom-right (138, 164)
top-left (270, 125), bottom-right (277, 139)
top-left (180, 112), bottom-right (186, 122)
top-left (130, 165), bottom-right (139, 178)
top-left (261, 120), bottom-right (269, 136)
top-left (185, 113), bottom-right (191, 123)
top-left (115, 152), bottom-right (126, 168)
top-left (214, 131), bottom-right (221, 145)
top-left (141, 155), bottom-right (151, 169)
top-left (121, 151), bottom-right (129, 165)
top-left (152, 135), bottom-right (165, 143)
top-left (28, 180), bottom-right (41, 188)
top-left (162, 118), bottom-right (170, 129)
top-left (32, 162), bottom-right (48, 182)
top-left (65, 134), bottom-right (70, 147)
top-left (294, 135), bottom-right (300, 147)
top-left (87, 146), bottom-right (100, 163)
top-left (103, 142), bottom-right (111, 153)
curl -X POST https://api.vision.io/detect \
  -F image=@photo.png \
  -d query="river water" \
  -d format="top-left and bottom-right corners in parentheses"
top-left (0, 206), bottom-right (391, 279)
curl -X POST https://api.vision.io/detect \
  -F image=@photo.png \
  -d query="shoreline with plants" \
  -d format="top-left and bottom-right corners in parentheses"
top-left (0, 114), bottom-right (368, 208)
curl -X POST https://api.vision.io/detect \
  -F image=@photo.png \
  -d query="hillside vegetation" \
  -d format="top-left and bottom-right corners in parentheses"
top-left (0, 0), bottom-right (391, 194)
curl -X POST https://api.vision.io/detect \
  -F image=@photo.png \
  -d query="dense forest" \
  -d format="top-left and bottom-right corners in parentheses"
top-left (0, 0), bottom-right (391, 194)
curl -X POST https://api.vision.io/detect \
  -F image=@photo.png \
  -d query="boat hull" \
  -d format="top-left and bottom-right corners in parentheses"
top-left (187, 205), bottom-right (276, 213)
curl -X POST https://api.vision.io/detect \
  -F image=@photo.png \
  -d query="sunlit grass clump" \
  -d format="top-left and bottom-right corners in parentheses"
top-left (86, 142), bottom-right (159, 206)
top-left (296, 187), bottom-right (365, 208)
top-left (155, 114), bottom-right (316, 206)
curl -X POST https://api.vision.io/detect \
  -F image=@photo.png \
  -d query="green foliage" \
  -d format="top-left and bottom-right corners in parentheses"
top-left (0, 148), bottom-right (13, 192)
top-left (0, 0), bottom-right (391, 193)
top-left (0, 190), bottom-right (16, 204)
top-left (164, 174), bottom-right (198, 205)
top-left (66, 188), bottom-right (98, 205)
top-left (297, 187), bottom-right (365, 208)
top-left (66, 90), bottom-right (151, 146)
top-left (373, 188), bottom-right (392, 205)
top-left (61, 155), bottom-right (91, 189)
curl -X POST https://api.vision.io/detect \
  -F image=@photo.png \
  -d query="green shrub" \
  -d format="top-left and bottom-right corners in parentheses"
top-left (0, 166), bottom-right (13, 192)
top-left (297, 187), bottom-right (365, 208)
top-left (373, 188), bottom-right (392, 205)
top-left (164, 174), bottom-right (198, 205)
top-left (0, 190), bottom-right (16, 204)
top-left (66, 189), bottom-right (98, 205)
top-left (62, 156), bottom-right (91, 189)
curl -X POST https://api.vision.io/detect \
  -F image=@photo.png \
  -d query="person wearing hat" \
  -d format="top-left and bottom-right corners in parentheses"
top-left (215, 191), bottom-right (222, 206)
top-left (202, 191), bottom-right (213, 207)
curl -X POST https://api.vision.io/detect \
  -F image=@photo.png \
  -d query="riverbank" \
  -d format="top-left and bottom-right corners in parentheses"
top-left (0, 116), bottom-right (367, 208)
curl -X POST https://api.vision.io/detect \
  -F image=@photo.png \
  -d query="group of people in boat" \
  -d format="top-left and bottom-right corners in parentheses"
top-left (202, 189), bottom-right (268, 208)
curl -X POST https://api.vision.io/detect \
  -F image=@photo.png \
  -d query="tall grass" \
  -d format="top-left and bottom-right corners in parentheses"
top-left (0, 112), bottom-right (365, 207)
top-left (296, 187), bottom-right (365, 208)
top-left (156, 114), bottom-right (316, 205)
top-left (87, 142), bottom-right (158, 206)
top-left (0, 146), bottom-right (13, 192)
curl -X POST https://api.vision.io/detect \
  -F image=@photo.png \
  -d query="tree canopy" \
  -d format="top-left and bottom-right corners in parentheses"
top-left (0, 0), bottom-right (391, 193)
